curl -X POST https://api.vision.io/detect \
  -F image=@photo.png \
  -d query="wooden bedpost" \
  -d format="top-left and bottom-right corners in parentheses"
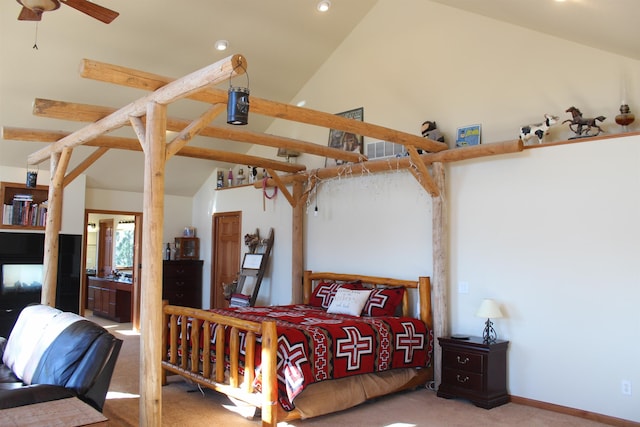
top-left (431, 161), bottom-right (448, 388)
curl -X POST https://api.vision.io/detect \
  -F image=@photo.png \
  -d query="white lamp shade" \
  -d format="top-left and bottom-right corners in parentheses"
top-left (476, 299), bottom-right (503, 319)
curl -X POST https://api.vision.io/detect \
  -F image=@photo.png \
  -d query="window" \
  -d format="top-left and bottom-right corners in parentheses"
top-left (115, 221), bottom-right (134, 268)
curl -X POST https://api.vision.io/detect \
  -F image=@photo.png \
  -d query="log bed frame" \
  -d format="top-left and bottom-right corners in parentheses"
top-left (161, 270), bottom-right (434, 426)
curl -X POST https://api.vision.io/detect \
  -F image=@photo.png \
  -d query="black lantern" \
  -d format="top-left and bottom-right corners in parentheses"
top-left (227, 59), bottom-right (250, 126)
top-left (227, 86), bottom-right (250, 125)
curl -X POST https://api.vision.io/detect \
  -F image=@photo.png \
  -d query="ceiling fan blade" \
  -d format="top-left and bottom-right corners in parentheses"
top-left (18, 6), bottom-right (42, 21)
top-left (61, 0), bottom-right (119, 24)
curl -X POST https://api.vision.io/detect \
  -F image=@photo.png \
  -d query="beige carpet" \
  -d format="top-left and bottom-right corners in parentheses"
top-left (95, 315), bottom-right (610, 427)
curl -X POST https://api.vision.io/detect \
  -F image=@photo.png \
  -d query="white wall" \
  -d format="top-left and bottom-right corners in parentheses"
top-left (192, 0), bottom-right (640, 421)
top-left (86, 187), bottom-right (193, 244)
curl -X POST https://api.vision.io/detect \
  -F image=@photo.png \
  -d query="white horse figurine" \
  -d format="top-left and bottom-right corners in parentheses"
top-left (519, 114), bottom-right (559, 145)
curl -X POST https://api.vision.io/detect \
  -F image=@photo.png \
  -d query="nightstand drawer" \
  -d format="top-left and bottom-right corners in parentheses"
top-left (443, 349), bottom-right (484, 373)
top-left (442, 368), bottom-right (483, 392)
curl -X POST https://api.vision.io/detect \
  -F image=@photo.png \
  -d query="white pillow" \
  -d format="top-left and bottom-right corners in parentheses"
top-left (327, 288), bottom-right (372, 317)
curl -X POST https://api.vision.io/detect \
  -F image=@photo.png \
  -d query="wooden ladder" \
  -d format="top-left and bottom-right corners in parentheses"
top-left (233, 228), bottom-right (274, 307)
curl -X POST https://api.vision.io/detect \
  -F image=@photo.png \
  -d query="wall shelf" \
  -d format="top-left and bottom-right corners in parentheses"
top-left (0, 181), bottom-right (48, 230)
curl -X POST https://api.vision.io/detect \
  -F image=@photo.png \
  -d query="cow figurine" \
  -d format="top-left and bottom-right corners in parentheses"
top-left (519, 114), bottom-right (559, 145)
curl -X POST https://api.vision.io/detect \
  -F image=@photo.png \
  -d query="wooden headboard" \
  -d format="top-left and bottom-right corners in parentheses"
top-left (302, 270), bottom-right (433, 330)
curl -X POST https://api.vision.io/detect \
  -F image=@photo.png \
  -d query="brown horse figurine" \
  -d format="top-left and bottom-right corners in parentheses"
top-left (563, 106), bottom-right (606, 137)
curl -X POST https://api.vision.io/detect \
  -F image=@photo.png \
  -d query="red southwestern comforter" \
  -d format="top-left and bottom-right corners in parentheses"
top-left (178, 304), bottom-right (433, 411)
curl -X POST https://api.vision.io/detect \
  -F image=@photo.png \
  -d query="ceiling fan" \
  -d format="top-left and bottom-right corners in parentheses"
top-left (17, 0), bottom-right (119, 24)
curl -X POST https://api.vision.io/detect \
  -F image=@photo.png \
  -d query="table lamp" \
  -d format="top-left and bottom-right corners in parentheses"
top-left (476, 299), bottom-right (503, 343)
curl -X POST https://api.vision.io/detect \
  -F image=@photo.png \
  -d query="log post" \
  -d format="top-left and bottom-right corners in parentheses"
top-left (431, 161), bottom-right (448, 388)
top-left (291, 181), bottom-right (304, 304)
top-left (139, 101), bottom-right (167, 426)
top-left (41, 148), bottom-right (71, 306)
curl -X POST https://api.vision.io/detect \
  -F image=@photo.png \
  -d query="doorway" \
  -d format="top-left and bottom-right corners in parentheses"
top-left (83, 209), bottom-right (142, 328)
top-left (211, 211), bottom-right (241, 309)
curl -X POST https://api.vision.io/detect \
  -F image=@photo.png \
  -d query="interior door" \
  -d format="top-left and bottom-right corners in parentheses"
top-left (97, 219), bottom-right (114, 278)
top-left (212, 212), bottom-right (241, 308)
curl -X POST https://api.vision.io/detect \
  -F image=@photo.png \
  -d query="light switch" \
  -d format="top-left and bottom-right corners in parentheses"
top-left (458, 281), bottom-right (469, 294)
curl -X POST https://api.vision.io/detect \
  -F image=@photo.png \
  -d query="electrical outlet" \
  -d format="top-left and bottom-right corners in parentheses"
top-left (458, 281), bottom-right (469, 294)
top-left (621, 380), bottom-right (632, 396)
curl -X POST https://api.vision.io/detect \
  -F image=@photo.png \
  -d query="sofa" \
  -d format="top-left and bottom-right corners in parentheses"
top-left (0, 304), bottom-right (122, 412)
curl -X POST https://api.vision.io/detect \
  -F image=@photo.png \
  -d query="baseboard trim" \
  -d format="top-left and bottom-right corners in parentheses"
top-left (510, 395), bottom-right (639, 427)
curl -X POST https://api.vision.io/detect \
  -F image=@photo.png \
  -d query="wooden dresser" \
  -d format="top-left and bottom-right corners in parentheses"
top-left (162, 260), bottom-right (203, 308)
top-left (437, 336), bottom-right (509, 409)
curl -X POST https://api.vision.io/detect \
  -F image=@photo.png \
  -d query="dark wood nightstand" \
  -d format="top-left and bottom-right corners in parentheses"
top-left (437, 336), bottom-right (509, 409)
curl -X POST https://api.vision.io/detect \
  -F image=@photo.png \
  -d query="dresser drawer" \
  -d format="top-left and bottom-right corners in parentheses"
top-left (443, 349), bottom-right (484, 373)
top-left (442, 368), bottom-right (483, 392)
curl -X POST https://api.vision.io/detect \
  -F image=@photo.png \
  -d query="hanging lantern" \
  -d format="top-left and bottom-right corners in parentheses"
top-left (227, 86), bottom-right (250, 125)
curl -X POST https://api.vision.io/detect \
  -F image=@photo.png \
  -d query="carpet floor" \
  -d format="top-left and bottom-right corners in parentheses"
top-left (95, 315), bottom-right (610, 426)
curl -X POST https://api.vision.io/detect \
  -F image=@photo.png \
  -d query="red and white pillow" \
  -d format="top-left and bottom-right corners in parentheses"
top-left (309, 282), bottom-right (405, 317)
top-left (361, 287), bottom-right (405, 317)
top-left (308, 281), bottom-right (363, 309)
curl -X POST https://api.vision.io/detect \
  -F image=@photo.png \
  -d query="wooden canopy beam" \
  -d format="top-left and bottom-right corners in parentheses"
top-left (31, 99), bottom-right (365, 163)
top-left (257, 139), bottom-right (525, 188)
top-left (265, 168), bottom-right (295, 208)
top-left (27, 54), bottom-right (247, 165)
top-left (3, 127), bottom-right (305, 174)
top-left (79, 58), bottom-right (448, 154)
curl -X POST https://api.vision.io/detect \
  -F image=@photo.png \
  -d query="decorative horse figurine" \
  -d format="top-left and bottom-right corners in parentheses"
top-left (519, 114), bottom-right (559, 144)
top-left (563, 106), bottom-right (606, 137)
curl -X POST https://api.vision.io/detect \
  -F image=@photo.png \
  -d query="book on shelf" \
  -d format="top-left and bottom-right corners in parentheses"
top-left (3, 196), bottom-right (48, 227)
top-left (229, 293), bottom-right (251, 308)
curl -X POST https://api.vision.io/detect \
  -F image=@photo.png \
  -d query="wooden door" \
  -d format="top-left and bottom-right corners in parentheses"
top-left (97, 219), bottom-right (114, 278)
top-left (211, 212), bottom-right (241, 308)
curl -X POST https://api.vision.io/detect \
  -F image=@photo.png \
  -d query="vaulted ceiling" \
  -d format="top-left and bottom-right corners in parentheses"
top-left (1, 0), bottom-right (637, 195)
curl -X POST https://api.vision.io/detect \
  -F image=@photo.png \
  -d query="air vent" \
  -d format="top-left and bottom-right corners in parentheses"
top-left (365, 141), bottom-right (406, 159)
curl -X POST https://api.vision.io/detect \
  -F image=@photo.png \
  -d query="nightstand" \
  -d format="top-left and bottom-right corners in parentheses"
top-left (437, 336), bottom-right (509, 409)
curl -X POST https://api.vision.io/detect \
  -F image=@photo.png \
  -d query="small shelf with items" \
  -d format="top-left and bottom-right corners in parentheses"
top-left (174, 237), bottom-right (199, 260)
top-left (0, 181), bottom-right (49, 230)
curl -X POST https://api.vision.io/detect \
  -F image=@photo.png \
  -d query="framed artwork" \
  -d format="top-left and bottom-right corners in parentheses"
top-left (456, 124), bottom-right (482, 147)
top-left (242, 253), bottom-right (263, 269)
top-left (325, 107), bottom-right (364, 167)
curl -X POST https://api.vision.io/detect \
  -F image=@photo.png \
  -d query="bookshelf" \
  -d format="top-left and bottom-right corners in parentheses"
top-left (1, 181), bottom-right (49, 230)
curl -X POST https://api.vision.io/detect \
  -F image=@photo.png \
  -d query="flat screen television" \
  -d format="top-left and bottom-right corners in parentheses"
top-left (1, 263), bottom-right (44, 295)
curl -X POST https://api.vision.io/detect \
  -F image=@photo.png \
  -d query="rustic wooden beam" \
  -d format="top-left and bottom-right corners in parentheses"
top-left (139, 101), bottom-right (167, 426)
top-left (63, 146), bottom-right (109, 187)
top-left (431, 161), bottom-right (448, 388)
top-left (258, 140), bottom-right (525, 187)
top-left (31, 99), bottom-right (365, 163)
top-left (4, 127), bottom-right (305, 173)
top-left (166, 103), bottom-right (225, 159)
top-left (291, 181), bottom-right (304, 304)
top-left (28, 54), bottom-right (246, 165)
top-left (406, 145), bottom-right (439, 197)
top-left (265, 168), bottom-right (295, 208)
top-left (79, 58), bottom-right (448, 154)
top-left (41, 149), bottom-right (71, 306)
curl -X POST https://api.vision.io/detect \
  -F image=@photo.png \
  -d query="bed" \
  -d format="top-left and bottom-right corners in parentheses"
top-left (161, 270), bottom-right (434, 426)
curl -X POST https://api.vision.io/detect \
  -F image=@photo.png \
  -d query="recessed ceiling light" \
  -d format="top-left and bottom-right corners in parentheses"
top-left (214, 40), bottom-right (229, 51)
top-left (317, 1), bottom-right (331, 13)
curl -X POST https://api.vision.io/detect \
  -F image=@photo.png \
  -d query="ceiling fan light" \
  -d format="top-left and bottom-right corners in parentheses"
top-left (19, 0), bottom-right (60, 12)
top-left (317, 0), bottom-right (331, 12)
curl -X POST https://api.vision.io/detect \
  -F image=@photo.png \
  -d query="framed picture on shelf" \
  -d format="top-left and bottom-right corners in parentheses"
top-left (456, 124), bottom-right (482, 147)
top-left (325, 107), bottom-right (364, 167)
top-left (242, 253), bottom-right (263, 270)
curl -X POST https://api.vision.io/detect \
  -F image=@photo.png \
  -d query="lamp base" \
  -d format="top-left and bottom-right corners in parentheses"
top-left (482, 318), bottom-right (497, 343)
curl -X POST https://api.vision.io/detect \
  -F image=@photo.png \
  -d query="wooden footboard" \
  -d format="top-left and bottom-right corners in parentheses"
top-left (161, 304), bottom-right (278, 426)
